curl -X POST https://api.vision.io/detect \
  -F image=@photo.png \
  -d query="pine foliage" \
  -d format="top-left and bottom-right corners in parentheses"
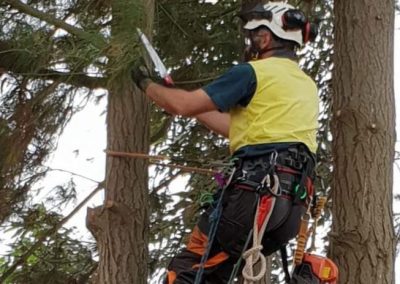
top-left (0, 0), bottom-right (397, 282)
top-left (0, 0), bottom-right (336, 281)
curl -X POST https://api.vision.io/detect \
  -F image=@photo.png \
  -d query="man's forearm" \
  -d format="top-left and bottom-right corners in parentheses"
top-left (145, 83), bottom-right (216, 116)
top-left (196, 111), bottom-right (230, 138)
top-left (142, 81), bottom-right (228, 135)
top-left (145, 83), bottom-right (191, 115)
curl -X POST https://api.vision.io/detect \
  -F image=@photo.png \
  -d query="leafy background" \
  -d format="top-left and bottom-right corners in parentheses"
top-left (0, 0), bottom-right (399, 283)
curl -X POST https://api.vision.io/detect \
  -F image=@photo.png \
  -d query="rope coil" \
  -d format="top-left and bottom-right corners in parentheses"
top-left (242, 174), bottom-right (279, 283)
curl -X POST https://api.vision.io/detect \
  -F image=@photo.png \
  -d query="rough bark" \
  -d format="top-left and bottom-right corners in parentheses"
top-left (86, 0), bottom-right (154, 283)
top-left (331, 1), bottom-right (396, 283)
top-left (87, 81), bottom-right (150, 283)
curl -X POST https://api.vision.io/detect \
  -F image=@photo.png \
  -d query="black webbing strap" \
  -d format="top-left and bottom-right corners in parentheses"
top-left (194, 166), bottom-right (237, 284)
top-left (280, 245), bottom-right (292, 284)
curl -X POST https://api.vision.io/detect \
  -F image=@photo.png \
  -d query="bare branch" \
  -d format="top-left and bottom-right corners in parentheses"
top-left (46, 167), bottom-right (102, 184)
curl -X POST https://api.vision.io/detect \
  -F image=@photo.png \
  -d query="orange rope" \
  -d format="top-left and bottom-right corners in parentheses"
top-left (106, 150), bottom-right (171, 161)
top-left (294, 213), bottom-right (310, 265)
top-left (293, 196), bottom-right (327, 266)
top-left (312, 196), bottom-right (327, 220)
top-left (105, 150), bottom-right (218, 175)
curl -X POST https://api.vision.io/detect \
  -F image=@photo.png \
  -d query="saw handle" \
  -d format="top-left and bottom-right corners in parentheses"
top-left (163, 75), bottom-right (174, 86)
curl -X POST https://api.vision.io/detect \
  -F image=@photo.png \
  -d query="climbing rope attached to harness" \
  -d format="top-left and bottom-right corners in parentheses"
top-left (194, 164), bottom-right (237, 284)
top-left (293, 196), bottom-right (327, 266)
top-left (241, 151), bottom-right (280, 283)
top-left (241, 173), bottom-right (280, 283)
top-left (289, 195), bottom-right (339, 284)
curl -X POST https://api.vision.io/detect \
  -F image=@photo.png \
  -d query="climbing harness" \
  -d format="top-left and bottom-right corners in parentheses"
top-left (241, 152), bottom-right (280, 283)
top-left (194, 163), bottom-right (238, 284)
top-left (194, 151), bottom-right (282, 283)
top-left (125, 144), bottom-right (325, 283)
top-left (241, 175), bottom-right (280, 283)
top-left (226, 146), bottom-right (318, 283)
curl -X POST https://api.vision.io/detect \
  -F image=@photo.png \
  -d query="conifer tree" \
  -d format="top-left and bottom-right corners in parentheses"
top-left (1, 0), bottom-right (397, 283)
top-left (331, 1), bottom-right (396, 283)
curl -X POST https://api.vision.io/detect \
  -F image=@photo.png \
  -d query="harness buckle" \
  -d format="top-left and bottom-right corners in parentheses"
top-left (258, 173), bottom-right (281, 197)
top-left (270, 150), bottom-right (278, 166)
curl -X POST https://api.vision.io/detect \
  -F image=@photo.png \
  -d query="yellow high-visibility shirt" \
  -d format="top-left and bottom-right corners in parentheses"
top-left (229, 57), bottom-right (318, 154)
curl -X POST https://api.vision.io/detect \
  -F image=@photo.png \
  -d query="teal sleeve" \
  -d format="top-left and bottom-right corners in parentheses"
top-left (202, 63), bottom-right (257, 112)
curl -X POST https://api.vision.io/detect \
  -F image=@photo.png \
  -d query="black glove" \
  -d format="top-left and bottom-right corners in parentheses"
top-left (131, 63), bottom-right (153, 91)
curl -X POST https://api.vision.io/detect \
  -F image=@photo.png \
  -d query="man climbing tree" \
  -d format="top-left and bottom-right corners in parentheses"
top-left (132, 2), bottom-right (321, 283)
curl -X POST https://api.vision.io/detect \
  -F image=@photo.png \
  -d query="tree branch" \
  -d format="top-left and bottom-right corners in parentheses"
top-left (0, 183), bottom-right (104, 283)
top-left (46, 167), bottom-right (102, 184)
top-left (30, 70), bottom-right (107, 89)
top-left (0, 41), bottom-right (107, 89)
top-left (3, 0), bottom-right (106, 49)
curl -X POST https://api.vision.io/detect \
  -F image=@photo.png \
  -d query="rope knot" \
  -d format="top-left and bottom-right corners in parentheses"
top-left (242, 245), bottom-right (263, 260)
top-left (242, 245), bottom-right (267, 282)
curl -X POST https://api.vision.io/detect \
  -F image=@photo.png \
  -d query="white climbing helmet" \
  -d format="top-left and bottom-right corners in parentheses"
top-left (242, 2), bottom-right (304, 45)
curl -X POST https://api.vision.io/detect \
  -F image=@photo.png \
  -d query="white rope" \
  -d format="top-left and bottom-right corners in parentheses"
top-left (242, 174), bottom-right (280, 283)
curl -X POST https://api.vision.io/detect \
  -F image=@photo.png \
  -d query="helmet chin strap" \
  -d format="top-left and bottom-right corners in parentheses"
top-left (245, 44), bottom-right (286, 61)
top-left (256, 46), bottom-right (286, 58)
top-left (245, 35), bottom-right (286, 60)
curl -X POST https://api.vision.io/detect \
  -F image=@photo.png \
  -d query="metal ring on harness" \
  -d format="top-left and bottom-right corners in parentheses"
top-left (259, 173), bottom-right (282, 197)
top-left (294, 184), bottom-right (307, 200)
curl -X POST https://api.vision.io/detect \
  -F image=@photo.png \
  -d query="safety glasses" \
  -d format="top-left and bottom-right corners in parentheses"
top-left (238, 10), bottom-right (273, 23)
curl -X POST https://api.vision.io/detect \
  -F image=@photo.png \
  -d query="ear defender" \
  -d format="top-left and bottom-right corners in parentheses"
top-left (303, 22), bottom-right (319, 43)
top-left (282, 9), bottom-right (307, 30)
top-left (282, 9), bottom-right (319, 44)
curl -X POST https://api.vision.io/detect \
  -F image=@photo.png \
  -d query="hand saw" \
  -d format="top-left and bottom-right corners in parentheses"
top-left (137, 28), bottom-right (174, 86)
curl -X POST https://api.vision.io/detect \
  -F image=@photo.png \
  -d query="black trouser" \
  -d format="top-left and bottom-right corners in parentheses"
top-left (166, 152), bottom-right (313, 283)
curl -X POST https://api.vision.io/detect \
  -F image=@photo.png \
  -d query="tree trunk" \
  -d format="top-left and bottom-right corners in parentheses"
top-left (331, 1), bottom-right (395, 283)
top-left (87, 0), bottom-right (154, 283)
top-left (87, 82), bottom-right (151, 283)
